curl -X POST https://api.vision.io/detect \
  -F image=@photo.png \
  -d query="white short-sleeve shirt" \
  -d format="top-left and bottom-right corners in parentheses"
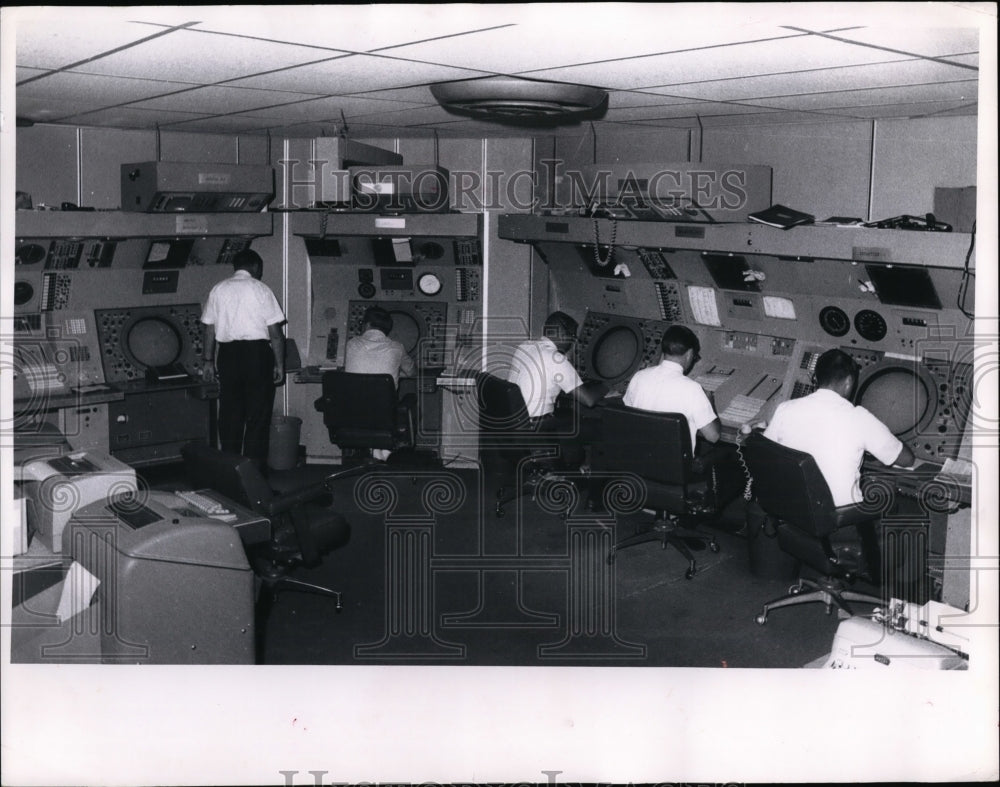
top-left (622, 359), bottom-right (717, 449)
top-left (344, 329), bottom-right (416, 385)
top-left (201, 270), bottom-right (284, 342)
top-left (763, 388), bottom-right (904, 507)
top-left (506, 337), bottom-right (583, 417)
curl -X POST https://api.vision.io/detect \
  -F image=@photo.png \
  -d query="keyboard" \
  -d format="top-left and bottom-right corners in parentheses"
top-left (175, 490), bottom-right (231, 517)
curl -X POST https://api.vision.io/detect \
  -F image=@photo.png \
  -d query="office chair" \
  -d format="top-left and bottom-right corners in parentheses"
top-left (740, 432), bottom-right (885, 624)
top-left (475, 372), bottom-right (583, 518)
top-left (313, 370), bottom-right (427, 467)
top-left (590, 402), bottom-right (722, 579)
top-left (180, 441), bottom-right (355, 611)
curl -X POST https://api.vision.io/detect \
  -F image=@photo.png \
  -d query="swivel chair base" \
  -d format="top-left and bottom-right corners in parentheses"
top-left (754, 576), bottom-right (883, 625)
top-left (608, 516), bottom-right (720, 580)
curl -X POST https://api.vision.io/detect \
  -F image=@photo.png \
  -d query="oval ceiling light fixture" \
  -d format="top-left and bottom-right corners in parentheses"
top-left (430, 76), bottom-right (608, 126)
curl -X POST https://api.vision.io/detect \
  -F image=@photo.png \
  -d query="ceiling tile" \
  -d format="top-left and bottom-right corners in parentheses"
top-left (18, 71), bottom-right (198, 104)
top-left (605, 101), bottom-right (775, 121)
top-left (129, 85), bottom-right (319, 114)
top-left (58, 105), bottom-right (207, 129)
top-left (242, 95), bottom-right (431, 121)
top-left (648, 59), bottom-right (979, 102)
top-left (526, 33), bottom-right (916, 89)
top-left (608, 91), bottom-right (693, 108)
top-left (66, 29), bottom-right (339, 83)
top-left (817, 27), bottom-right (981, 58)
top-left (814, 100), bottom-right (978, 119)
top-left (345, 86), bottom-right (440, 103)
top-left (187, 6), bottom-right (519, 53)
top-left (14, 14), bottom-right (191, 70)
top-left (753, 81), bottom-right (978, 110)
top-left (226, 55), bottom-right (490, 94)
top-left (163, 115), bottom-right (278, 133)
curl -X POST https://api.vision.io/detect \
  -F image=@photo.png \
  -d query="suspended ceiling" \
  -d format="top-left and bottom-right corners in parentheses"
top-left (6, 3), bottom-right (988, 139)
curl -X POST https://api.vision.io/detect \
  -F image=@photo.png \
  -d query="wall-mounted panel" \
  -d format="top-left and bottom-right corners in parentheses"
top-left (15, 124), bottom-right (79, 207)
top-left (80, 128), bottom-right (155, 209)
top-left (870, 116), bottom-right (978, 220)
top-left (703, 120), bottom-right (872, 221)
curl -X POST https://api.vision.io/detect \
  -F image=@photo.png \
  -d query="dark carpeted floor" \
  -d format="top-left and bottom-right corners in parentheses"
top-left (141, 460), bottom-right (875, 669)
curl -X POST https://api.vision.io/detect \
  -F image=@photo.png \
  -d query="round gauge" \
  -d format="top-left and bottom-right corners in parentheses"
top-left (15, 243), bottom-right (46, 265)
top-left (14, 280), bottom-right (35, 306)
top-left (854, 309), bottom-right (888, 342)
top-left (417, 273), bottom-right (443, 296)
top-left (818, 305), bottom-right (850, 337)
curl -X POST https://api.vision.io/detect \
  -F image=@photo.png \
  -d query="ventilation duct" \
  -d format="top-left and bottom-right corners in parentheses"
top-left (430, 76), bottom-right (608, 126)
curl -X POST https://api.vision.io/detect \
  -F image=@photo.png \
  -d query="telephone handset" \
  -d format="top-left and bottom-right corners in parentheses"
top-left (864, 213), bottom-right (952, 232)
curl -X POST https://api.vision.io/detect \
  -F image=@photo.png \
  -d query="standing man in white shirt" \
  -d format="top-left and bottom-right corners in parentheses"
top-left (201, 249), bottom-right (286, 469)
top-left (763, 348), bottom-right (915, 507)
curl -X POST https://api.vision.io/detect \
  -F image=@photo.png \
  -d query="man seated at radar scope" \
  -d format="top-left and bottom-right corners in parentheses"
top-left (622, 324), bottom-right (742, 508)
top-left (344, 305), bottom-right (417, 386)
top-left (343, 305), bottom-right (417, 461)
top-left (506, 311), bottom-right (606, 466)
top-left (763, 348), bottom-right (916, 507)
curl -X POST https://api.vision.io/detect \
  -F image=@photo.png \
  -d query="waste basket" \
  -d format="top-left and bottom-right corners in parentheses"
top-left (268, 415), bottom-right (302, 470)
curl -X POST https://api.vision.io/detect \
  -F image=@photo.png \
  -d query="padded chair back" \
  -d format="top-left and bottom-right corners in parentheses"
top-left (475, 372), bottom-right (534, 447)
top-left (590, 402), bottom-right (693, 487)
top-left (314, 371), bottom-right (399, 450)
top-left (180, 441), bottom-right (275, 513)
top-left (741, 432), bottom-right (840, 538)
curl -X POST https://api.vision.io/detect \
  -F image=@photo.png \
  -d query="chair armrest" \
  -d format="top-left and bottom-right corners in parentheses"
top-left (263, 481), bottom-right (331, 517)
top-left (264, 465), bottom-right (371, 517)
top-left (831, 504), bottom-right (878, 530)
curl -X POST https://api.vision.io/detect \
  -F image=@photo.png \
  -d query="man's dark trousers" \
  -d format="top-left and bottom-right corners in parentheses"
top-left (217, 339), bottom-right (275, 466)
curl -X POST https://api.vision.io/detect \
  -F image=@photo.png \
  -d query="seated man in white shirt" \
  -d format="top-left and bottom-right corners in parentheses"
top-left (506, 311), bottom-right (606, 466)
top-left (623, 324), bottom-right (742, 510)
top-left (763, 348), bottom-right (915, 507)
top-left (344, 305), bottom-right (417, 460)
top-left (344, 306), bottom-right (417, 385)
top-left (624, 324), bottom-right (720, 448)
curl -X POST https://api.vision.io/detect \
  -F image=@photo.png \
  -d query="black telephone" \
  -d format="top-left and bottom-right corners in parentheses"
top-left (865, 213), bottom-right (952, 232)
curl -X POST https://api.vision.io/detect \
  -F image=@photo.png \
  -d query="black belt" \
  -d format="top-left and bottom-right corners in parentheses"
top-left (221, 339), bottom-right (269, 344)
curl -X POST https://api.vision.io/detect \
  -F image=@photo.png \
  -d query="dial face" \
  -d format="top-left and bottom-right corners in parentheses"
top-left (417, 273), bottom-right (442, 296)
top-left (854, 309), bottom-right (888, 342)
top-left (819, 305), bottom-right (850, 337)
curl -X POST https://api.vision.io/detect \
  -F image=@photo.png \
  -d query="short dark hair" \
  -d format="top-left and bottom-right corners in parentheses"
top-left (363, 306), bottom-right (393, 334)
top-left (232, 249), bottom-right (262, 271)
top-left (814, 349), bottom-right (859, 388)
top-left (661, 324), bottom-right (700, 358)
top-left (543, 311), bottom-right (579, 347)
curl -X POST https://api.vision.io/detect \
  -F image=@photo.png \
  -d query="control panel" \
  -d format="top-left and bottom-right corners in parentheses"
top-left (346, 300), bottom-right (449, 368)
top-left (95, 304), bottom-right (207, 383)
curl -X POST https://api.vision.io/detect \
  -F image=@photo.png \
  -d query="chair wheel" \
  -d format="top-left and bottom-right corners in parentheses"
top-left (685, 566), bottom-right (695, 580)
top-left (709, 540), bottom-right (720, 553)
top-left (496, 505), bottom-right (505, 518)
top-left (788, 584), bottom-right (802, 595)
top-left (755, 614), bottom-right (767, 625)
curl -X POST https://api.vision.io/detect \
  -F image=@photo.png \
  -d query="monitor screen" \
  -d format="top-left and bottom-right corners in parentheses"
top-left (702, 253), bottom-right (761, 292)
top-left (144, 239), bottom-right (194, 269)
top-left (589, 325), bottom-right (643, 382)
top-left (865, 265), bottom-right (942, 310)
top-left (855, 364), bottom-right (933, 437)
top-left (127, 316), bottom-right (183, 368)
